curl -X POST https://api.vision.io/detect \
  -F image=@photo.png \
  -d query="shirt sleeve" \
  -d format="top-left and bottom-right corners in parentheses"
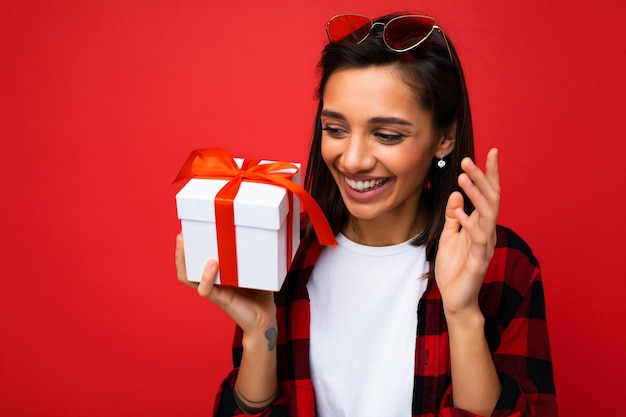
top-left (437, 226), bottom-right (558, 417)
top-left (213, 227), bottom-right (317, 417)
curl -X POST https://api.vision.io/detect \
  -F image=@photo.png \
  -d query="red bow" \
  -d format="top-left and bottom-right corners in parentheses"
top-left (174, 148), bottom-right (337, 286)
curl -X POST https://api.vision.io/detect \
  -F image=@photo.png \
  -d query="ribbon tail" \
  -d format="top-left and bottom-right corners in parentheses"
top-left (267, 178), bottom-right (337, 248)
top-left (295, 190), bottom-right (338, 247)
top-left (286, 190), bottom-right (293, 270)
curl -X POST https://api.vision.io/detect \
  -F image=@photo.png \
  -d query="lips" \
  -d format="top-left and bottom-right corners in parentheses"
top-left (345, 176), bottom-right (389, 192)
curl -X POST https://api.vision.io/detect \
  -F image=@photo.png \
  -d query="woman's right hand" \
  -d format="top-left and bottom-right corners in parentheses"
top-left (176, 233), bottom-right (279, 408)
top-left (175, 233), bottom-right (277, 335)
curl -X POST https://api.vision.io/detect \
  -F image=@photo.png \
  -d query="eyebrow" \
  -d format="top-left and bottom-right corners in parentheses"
top-left (320, 109), bottom-right (413, 126)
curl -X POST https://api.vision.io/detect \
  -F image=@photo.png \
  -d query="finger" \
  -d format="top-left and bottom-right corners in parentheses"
top-left (197, 259), bottom-right (219, 299)
top-left (456, 208), bottom-right (489, 246)
top-left (456, 157), bottom-right (499, 244)
top-left (457, 168), bottom-right (498, 221)
top-left (457, 174), bottom-right (498, 247)
top-left (460, 157), bottom-right (499, 204)
top-left (175, 233), bottom-right (199, 289)
top-left (175, 233), bottom-right (186, 281)
top-left (484, 148), bottom-right (501, 194)
top-left (442, 191), bottom-right (465, 235)
top-left (457, 172), bottom-right (489, 214)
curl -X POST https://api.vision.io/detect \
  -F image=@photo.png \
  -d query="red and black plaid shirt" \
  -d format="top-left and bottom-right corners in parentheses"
top-left (213, 225), bottom-right (557, 417)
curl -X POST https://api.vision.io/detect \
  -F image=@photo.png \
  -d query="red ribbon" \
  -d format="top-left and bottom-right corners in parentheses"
top-left (174, 148), bottom-right (337, 286)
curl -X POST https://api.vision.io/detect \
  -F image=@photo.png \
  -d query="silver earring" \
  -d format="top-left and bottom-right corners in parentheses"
top-left (437, 153), bottom-right (446, 168)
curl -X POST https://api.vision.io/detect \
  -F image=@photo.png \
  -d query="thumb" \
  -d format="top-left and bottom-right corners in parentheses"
top-left (442, 191), bottom-right (465, 236)
top-left (197, 259), bottom-right (219, 299)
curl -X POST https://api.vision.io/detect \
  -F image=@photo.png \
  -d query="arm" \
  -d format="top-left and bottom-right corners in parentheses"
top-left (435, 149), bottom-right (502, 415)
top-left (435, 150), bottom-right (557, 416)
top-left (436, 236), bottom-right (558, 417)
top-left (175, 234), bottom-right (280, 415)
top-left (233, 318), bottom-right (278, 412)
top-left (445, 308), bottom-right (501, 415)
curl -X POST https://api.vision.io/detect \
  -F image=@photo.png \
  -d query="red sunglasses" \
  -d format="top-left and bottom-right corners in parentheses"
top-left (325, 14), bottom-right (453, 61)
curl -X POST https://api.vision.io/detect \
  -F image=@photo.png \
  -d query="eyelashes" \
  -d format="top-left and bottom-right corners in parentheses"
top-left (321, 126), bottom-right (345, 136)
top-left (322, 126), bottom-right (406, 144)
top-left (374, 132), bottom-right (406, 143)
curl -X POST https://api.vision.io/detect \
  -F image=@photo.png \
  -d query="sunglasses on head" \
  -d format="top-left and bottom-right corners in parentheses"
top-left (325, 14), bottom-right (453, 62)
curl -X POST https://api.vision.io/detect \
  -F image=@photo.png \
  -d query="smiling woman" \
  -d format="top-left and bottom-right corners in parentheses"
top-left (175, 11), bottom-right (557, 417)
top-left (320, 65), bottom-right (454, 245)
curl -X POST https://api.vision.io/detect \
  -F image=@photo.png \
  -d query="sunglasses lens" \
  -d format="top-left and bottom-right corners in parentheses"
top-left (384, 15), bottom-right (436, 51)
top-left (328, 15), bottom-right (372, 43)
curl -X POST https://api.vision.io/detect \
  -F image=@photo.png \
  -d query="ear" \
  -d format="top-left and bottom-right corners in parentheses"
top-left (435, 121), bottom-right (456, 157)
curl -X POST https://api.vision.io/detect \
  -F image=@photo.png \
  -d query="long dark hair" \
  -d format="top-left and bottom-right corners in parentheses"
top-left (303, 13), bottom-right (475, 262)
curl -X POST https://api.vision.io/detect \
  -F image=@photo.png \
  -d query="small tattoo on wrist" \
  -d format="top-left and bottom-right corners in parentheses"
top-left (265, 327), bottom-right (277, 351)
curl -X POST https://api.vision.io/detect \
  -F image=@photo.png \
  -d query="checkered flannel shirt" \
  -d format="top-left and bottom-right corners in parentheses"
top-left (213, 225), bottom-right (557, 417)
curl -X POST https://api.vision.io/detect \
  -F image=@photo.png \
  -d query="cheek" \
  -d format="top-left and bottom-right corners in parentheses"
top-left (393, 151), bottom-right (435, 186)
top-left (320, 137), bottom-right (336, 170)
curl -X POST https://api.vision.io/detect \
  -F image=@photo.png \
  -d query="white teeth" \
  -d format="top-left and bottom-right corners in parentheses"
top-left (345, 177), bottom-right (388, 192)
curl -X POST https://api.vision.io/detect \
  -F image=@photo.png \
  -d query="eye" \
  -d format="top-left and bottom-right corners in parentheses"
top-left (374, 131), bottom-right (406, 144)
top-left (321, 126), bottom-right (348, 138)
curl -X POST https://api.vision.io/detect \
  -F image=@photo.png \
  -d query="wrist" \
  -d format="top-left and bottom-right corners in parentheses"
top-left (242, 324), bottom-right (278, 353)
top-left (444, 305), bottom-right (484, 330)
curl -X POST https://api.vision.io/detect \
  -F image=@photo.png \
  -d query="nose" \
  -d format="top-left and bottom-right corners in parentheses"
top-left (340, 134), bottom-right (376, 173)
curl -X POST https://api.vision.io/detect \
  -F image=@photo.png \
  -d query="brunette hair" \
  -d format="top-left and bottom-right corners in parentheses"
top-left (303, 13), bottom-right (475, 262)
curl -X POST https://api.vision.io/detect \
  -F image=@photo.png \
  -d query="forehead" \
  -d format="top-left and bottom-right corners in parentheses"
top-left (322, 65), bottom-right (429, 123)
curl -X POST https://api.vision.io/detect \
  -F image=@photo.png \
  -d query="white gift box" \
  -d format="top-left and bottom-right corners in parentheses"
top-left (175, 160), bottom-right (300, 291)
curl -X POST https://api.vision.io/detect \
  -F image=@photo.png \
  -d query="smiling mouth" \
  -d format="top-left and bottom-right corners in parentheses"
top-left (345, 176), bottom-right (389, 192)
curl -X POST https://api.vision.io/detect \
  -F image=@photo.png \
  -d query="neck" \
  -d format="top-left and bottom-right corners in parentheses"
top-left (343, 199), bottom-right (427, 247)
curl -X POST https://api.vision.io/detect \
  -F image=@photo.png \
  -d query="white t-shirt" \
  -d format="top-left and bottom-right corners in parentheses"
top-left (307, 233), bottom-right (429, 417)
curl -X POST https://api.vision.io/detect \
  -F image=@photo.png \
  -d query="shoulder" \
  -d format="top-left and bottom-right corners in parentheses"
top-left (494, 224), bottom-right (539, 269)
top-left (489, 225), bottom-right (541, 288)
top-left (481, 225), bottom-right (543, 310)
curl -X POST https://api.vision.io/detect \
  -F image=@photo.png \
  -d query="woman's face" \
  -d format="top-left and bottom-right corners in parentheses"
top-left (321, 65), bottom-right (453, 236)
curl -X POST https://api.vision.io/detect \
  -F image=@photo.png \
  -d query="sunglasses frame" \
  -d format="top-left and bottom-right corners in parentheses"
top-left (325, 14), bottom-right (453, 62)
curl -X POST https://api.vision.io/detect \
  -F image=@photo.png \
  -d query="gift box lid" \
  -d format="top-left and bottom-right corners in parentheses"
top-left (175, 160), bottom-right (300, 231)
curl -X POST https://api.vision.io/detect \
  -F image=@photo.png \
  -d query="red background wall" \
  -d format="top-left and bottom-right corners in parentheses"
top-left (1, 0), bottom-right (624, 416)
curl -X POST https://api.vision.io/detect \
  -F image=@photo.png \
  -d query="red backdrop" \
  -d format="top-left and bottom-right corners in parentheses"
top-left (1, 1), bottom-right (625, 416)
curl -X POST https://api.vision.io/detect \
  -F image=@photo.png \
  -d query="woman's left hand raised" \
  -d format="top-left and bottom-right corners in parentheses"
top-left (435, 148), bottom-right (500, 317)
